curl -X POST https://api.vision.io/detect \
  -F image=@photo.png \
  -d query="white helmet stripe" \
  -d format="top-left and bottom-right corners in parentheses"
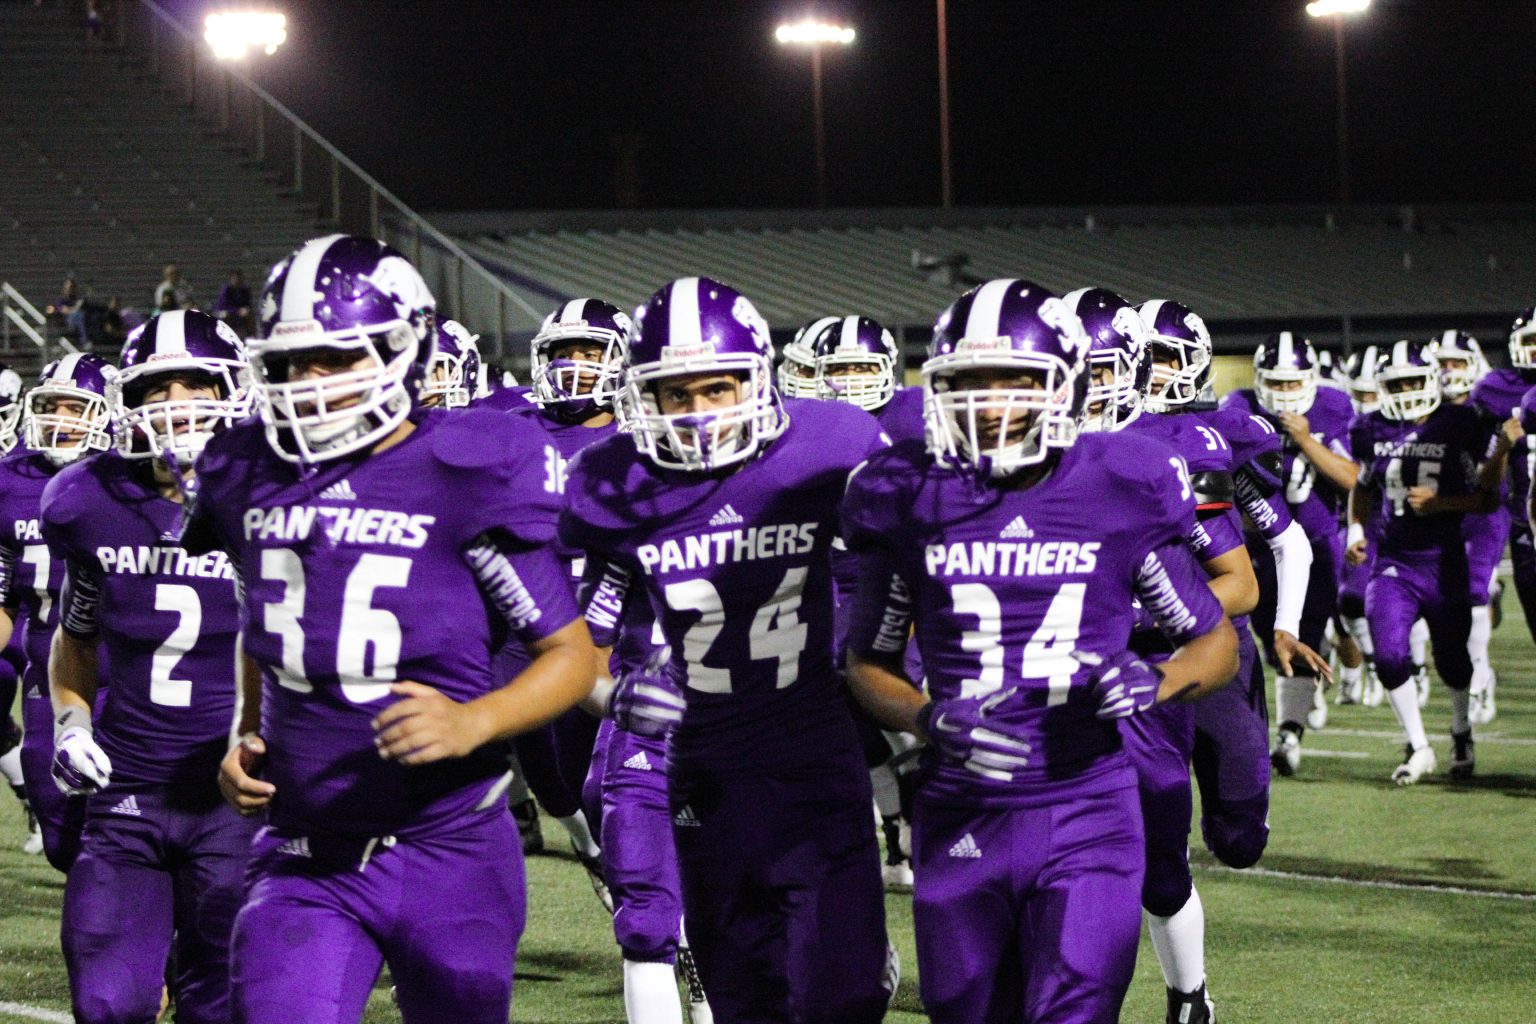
top-left (1441, 329), bottom-right (1458, 348)
top-left (560, 298), bottom-right (588, 324)
top-left (668, 277), bottom-right (704, 348)
top-left (1138, 299), bottom-right (1170, 332)
top-left (1392, 339), bottom-right (1410, 366)
top-left (54, 352), bottom-right (83, 381)
top-left (1277, 331), bottom-right (1294, 366)
top-left (839, 316), bottom-right (860, 349)
top-left (156, 310), bottom-right (189, 354)
top-left (280, 233), bottom-right (346, 323)
top-left (964, 279), bottom-right (1017, 340)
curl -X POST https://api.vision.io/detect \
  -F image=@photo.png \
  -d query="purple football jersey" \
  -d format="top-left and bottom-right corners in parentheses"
top-left (0, 450), bottom-right (73, 701)
top-left (42, 452), bottom-right (239, 786)
top-left (1351, 404), bottom-right (1492, 556)
top-left (1221, 386), bottom-right (1355, 537)
top-left (476, 383), bottom-right (542, 414)
top-left (1472, 368), bottom-right (1536, 517)
top-left (841, 432), bottom-right (1226, 809)
top-left (185, 408), bottom-right (579, 837)
top-left (876, 385), bottom-right (925, 444)
top-left (1120, 412), bottom-right (1244, 563)
top-left (1515, 387), bottom-right (1536, 520)
top-left (562, 398), bottom-right (888, 772)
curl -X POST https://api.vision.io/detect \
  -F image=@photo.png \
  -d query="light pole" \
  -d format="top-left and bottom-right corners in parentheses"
top-left (1306, 0), bottom-right (1370, 205)
top-left (775, 18), bottom-right (855, 208)
top-left (937, 0), bottom-right (952, 208)
top-left (203, 10), bottom-right (288, 61)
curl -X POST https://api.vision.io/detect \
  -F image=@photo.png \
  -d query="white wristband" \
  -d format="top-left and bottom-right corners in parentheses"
top-left (1346, 523), bottom-right (1365, 548)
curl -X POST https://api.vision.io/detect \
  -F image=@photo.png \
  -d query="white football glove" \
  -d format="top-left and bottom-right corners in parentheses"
top-left (53, 726), bottom-right (112, 795)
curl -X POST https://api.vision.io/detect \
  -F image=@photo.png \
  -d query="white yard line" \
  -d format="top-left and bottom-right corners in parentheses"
top-left (1318, 728), bottom-right (1536, 747)
top-left (1293, 748), bottom-right (1369, 758)
top-left (1196, 863), bottom-right (1536, 902)
top-left (0, 1001), bottom-right (72, 1023)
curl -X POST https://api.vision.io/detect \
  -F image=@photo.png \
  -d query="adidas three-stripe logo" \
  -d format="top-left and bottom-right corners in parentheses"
top-left (319, 479), bottom-right (358, 501)
top-left (1000, 515), bottom-right (1034, 539)
top-left (707, 504), bottom-right (745, 527)
top-left (109, 795), bottom-right (142, 817)
top-left (948, 832), bottom-right (982, 859)
top-left (623, 751), bottom-right (653, 772)
top-left (673, 805), bottom-right (702, 827)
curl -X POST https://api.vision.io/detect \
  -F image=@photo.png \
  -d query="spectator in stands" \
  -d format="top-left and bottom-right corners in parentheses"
top-left (153, 264), bottom-right (192, 313)
top-left (45, 278), bottom-right (84, 344)
top-left (213, 269), bottom-right (254, 338)
top-left (97, 297), bottom-right (127, 347)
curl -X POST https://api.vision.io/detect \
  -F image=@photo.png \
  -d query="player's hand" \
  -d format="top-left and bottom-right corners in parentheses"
top-left (1502, 415), bottom-right (1525, 447)
top-left (1278, 412), bottom-right (1312, 446)
top-left (917, 688), bottom-right (1033, 782)
top-left (1072, 649), bottom-right (1163, 719)
top-left (608, 646), bottom-right (686, 738)
top-left (1406, 485), bottom-right (1439, 515)
top-left (1274, 630), bottom-right (1333, 681)
top-left (373, 681), bottom-right (489, 765)
top-left (52, 727), bottom-right (112, 795)
top-left (219, 732), bottom-right (275, 815)
top-left (1345, 539), bottom-right (1369, 566)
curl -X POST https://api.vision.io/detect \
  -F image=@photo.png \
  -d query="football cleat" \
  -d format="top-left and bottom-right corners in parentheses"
top-left (1391, 744), bottom-right (1437, 786)
top-left (1469, 672), bottom-right (1497, 726)
top-left (574, 843), bottom-right (615, 914)
top-left (510, 797), bottom-right (544, 856)
top-left (1165, 982), bottom-right (1217, 1024)
top-left (1362, 665), bottom-right (1386, 707)
top-left (881, 816), bottom-right (915, 889)
top-left (1413, 664), bottom-right (1430, 709)
top-left (22, 807), bottom-right (42, 855)
top-left (1307, 684), bottom-right (1329, 731)
top-left (1335, 671), bottom-right (1362, 706)
top-left (1270, 727), bottom-right (1302, 777)
top-left (1449, 730), bottom-right (1475, 780)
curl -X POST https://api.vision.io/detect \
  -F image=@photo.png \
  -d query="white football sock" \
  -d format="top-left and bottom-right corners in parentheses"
top-left (1345, 615), bottom-right (1374, 657)
top-left (1387, 682), bottom-right (1430, 750)
top-left (0, 745), bottom-right (23, 788)
top-left (1468, 605), bottom-right (1492, 693)
top-left (870, 765), bottom-right (901, 818)
top-left (1410, 618), bottom-right (1429, 669)
top-left (558, 810), bottom-right (600, 859)
top-left (1340, 664), bottom-right (1362, 690)
top-left (1276, 676), bottom-right (1313, 731)
top-left (1147, 888), bottom-right (1206, 994)
top-left (622, 960), bottom-right (684, 1024)
top-left (1449, 687), bottom-right (1471, 735)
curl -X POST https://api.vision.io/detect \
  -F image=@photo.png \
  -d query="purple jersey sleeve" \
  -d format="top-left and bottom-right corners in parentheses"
top-left (464, 532), bottom-right (579, 646)
top-left (1133, 540), bottom-right (1226, 644)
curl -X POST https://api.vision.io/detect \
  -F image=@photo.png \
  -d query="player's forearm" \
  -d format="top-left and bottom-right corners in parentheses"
top-left (471, 619), bottom-right (597, 744)
top-left (1201, 547), bottom-right (1259, 618)
top-left (1156, 618), bottom-right (1238, 703)
top-left (0, 607), bottom-right (12, 651)
top-left (1348, 481), bottom-right (1375, 527)
top-left (580, 646), bottom-right (615, 717)
top-left (1265, 520), bottom-right (1313, 637)
top-left (1476, 445), bottom-right (1511, 513)
top-left (234, 652), bottom-right (263, 738)
top-left (49, 629), bottom-right (99, 716)
top-left (847, 651), bottom-right (928, 736)
top-left (1299, 437), bottom-right (1358, 492)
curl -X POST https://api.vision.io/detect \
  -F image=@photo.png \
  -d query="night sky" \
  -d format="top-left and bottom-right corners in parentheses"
top-left (169, 0), bottom-right (1536, 213)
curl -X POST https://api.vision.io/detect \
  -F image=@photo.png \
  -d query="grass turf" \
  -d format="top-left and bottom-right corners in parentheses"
top-left (2, 616), bottom-right (1532, 1022)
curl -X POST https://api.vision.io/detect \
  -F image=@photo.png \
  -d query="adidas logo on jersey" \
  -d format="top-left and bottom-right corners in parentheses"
top-left (276, 836), bottom-right (312, 859)
top-left (109, 795), bottom-right (142, 817)
top-left (1000, 515), bottom-right (1035, 539)
top-left (318, 479), bottom-right (358, 501)
top-left (673, 805), bottom-right (702, 828)
top-left (707, 504), bottom-right (745, 527)
top-left (948, 832), bottom-right (982, 859)
top-left (1382, 566), bottom-right (1399, 578)
top-left (623, 751), bottom-right (653, 772)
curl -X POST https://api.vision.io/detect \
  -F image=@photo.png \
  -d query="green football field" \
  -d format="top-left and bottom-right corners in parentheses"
top-left (2, 617), bottom-right (1533, 1023)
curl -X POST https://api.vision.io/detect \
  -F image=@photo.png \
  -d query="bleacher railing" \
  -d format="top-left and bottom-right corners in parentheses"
top-left (1, 282), bottom-right (54, 363)
top-left (120, 1), bottom-right (544, 362)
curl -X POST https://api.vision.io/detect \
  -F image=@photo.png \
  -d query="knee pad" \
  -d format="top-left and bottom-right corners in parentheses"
top-left (614, 907), bottom-right (678, 964)
top-left (1141, 857), bottom-right (1194, 919)
top-left (1201, 794), bottom-right (1270, 869)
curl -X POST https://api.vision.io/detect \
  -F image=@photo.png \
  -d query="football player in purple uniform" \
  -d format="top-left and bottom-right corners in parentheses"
top-left (1348, 339), bottom-right (1510, 784)
top-left (189, 235), bottom-right (595, 1024)
top-left (562, 276), bottom-right (894, 1023)
top-left (0, 354), bottom-right (115, 872)
top-left (419, 319), bottom-right (481, 409)
top-left (1335, 346), bottom-right (1387, 706)
top-left (842, 279), bottom-right (1238, 1024)
top-left (0, 361), bottom-right (35, 850)
top-left (44, 310), bottom-right (256, 1024)
top-left (1221, 333), bottom-right (1358, 762)
top-left (779, 316), bottom-right (836, 400)
top-left (1468, 313), bottom-right (1536, 716)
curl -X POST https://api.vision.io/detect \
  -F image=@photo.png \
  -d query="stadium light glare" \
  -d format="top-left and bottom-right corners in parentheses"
top-left (1306, 0), bottom-right (1369, 17)
top-left (204, 11), bottom-right (288, 61)
top-left (775, 20), bottom-right (855, 46)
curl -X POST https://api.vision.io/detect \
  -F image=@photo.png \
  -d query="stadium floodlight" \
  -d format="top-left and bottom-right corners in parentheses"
top-left (1306, 0), bottom-right (1369, 16)
top-left (204, 11), bottom-right (288, 61)
top-left (774, 20), bottom-right (855, 208)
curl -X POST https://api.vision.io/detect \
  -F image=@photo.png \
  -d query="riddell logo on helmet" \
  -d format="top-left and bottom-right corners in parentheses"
top-left (661, 342), bottom-right (717, 363)
top-left (145, 352), bottom-right (185, 363)
top-left (270, 320), bottom-right (323, 338)
top-left (956, 336), bottom-right (1010, 352)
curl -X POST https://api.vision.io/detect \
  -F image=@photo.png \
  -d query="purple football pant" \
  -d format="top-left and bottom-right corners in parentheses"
top-left (1120, 700), bottom-right (1195, 916)
top-left (19, 692), bottom-right (85, 872)
top-left (912, 786), bottom-right (1143, 1024)
top-left (669, 749), bottom-right (889, 1024)
top-left (1508, 521), bottom-right (1536, 643)
top-left (512, 706), bottom-right (599, 818)
top-left (230, 807), bottom-right (524, 1024)
top-left (1336, 542), bottom-right (1372, 621)
top-left (63, 784), bottom-right (255, 1024)
top-left (1193, 627), bottom-right (1270, 869)
top-left (595, 721), bottom-right (682, 963)
top-left (1464, 507), bottom-right (1510, 606)
top-left (1367, 552), bottom-right (1473, 691)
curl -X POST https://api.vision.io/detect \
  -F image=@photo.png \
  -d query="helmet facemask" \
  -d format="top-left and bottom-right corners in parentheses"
top-left (25, 385), bottom-right (112, 466)
top-left (112, 359), bottom-right (249, 468)
top-left (1143, 335), bottom-right (1210, 413)
top-left (924, 349), bottom-right (1080, 478)
top-left (1376, 365), bottom-right (1441, 421)
top-left (1255, 367), bottom-right (1318, 416)
top-left (814, 351), bottom-right (896, 411)
top-left (1081, 347), bottom-right (1143, 433)
top-left (777, 341), bottom-right (820, 398)
top-left (531, 327), bottom-right (625, 420)
top-left (625, 353), bottom-right (785, 472)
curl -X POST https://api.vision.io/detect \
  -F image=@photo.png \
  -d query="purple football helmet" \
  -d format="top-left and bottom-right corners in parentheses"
top-left (25, 353), bottom-right (115, 466)
top-left (1340, 346), bottom-right (1382, 415)
top-left (1315, 348), bottom-right (1344, 391)
top-left (248, 234), bottom-right (436, 465)
top-left (1376, 338), bottom-right (1441, 421)
top-left (0, 360), bottom-right (23, 453)
top-left (1509, 307), bottom-right (1536, 370)
top-left (1253, 331), bottom-right (1319, 416)
top-left (1063, 287), bottom-right (1149, 433)
top-left (1434, 329), bottom-right (1487, 399)
top-left (530, 298), bottom-right (631, 421)
top-left (780, 317), bottom-right (838, 398)
top-left (422, 319), bottom-right (481, 409)
top-left (811, 316), bottom-right (899, 411)
top-left (625, 276), bottom-right (785, 472)
top-left (923, 278), bottom-right (1090, 477)
top-left (112, 309), bottom-right (249, 467)
top-left (1137, 299), bottom-right (1213, 413)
